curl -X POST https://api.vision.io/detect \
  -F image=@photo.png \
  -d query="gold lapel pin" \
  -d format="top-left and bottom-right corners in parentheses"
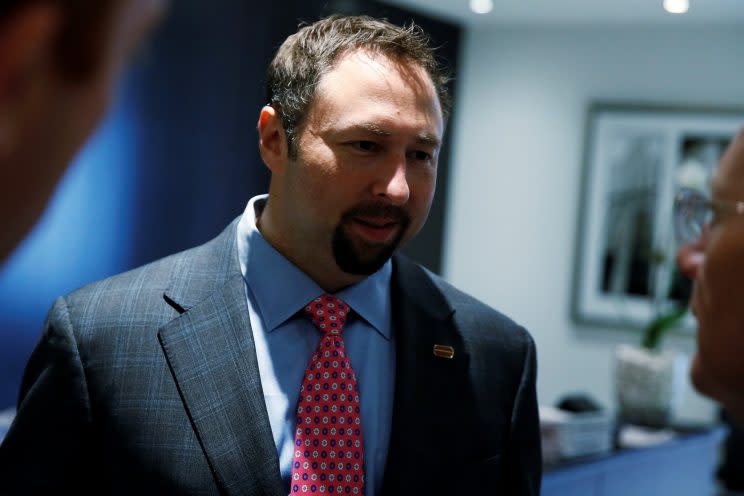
top-left (433, 344), bottom-right (455, 359)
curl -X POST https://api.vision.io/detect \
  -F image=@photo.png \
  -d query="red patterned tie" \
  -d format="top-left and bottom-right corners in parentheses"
top-left (290, 294), bottom-right (365, 495)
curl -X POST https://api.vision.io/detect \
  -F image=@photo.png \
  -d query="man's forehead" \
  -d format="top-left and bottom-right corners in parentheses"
top-left (322, 48), bottom-right (436, 91)
top-left (332, 48), bottom-right (416, 70)
top-left (308, 49), bottom-right (443, 131)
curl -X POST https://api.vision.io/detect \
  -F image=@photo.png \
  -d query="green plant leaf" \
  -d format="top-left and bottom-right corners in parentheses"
top-left (641, 305), bottom-right (688, 350)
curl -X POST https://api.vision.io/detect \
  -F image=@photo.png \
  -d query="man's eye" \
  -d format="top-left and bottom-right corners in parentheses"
top-left (351, 141), bottom-right (379, 152)
top-left (408, 150), bottom-right (432, 162)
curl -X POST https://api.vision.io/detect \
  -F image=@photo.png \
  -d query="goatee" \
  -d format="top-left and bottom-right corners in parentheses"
top-left (332, 203), bottom-right (410, 275)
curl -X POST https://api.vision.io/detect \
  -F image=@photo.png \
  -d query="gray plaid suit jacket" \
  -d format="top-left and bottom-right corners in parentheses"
top-left (0, 219), bottom-right (541, 495)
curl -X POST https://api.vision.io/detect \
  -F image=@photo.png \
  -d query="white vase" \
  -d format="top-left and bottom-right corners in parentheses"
top-left (614, 344), bottom-right (687, 428)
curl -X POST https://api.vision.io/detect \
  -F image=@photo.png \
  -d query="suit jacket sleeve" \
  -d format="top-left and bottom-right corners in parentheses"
top-left (0, 297), bottom-right (94, 494)
top-left (505, 331), bottom-right (541, 495)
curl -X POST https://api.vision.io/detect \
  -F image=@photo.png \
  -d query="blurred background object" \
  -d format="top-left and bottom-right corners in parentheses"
top-left (540, 394), bottom-right (614, 465)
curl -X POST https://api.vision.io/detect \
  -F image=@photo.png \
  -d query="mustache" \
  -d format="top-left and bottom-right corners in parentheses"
top-left (340, 203), bottom-right (411, 224)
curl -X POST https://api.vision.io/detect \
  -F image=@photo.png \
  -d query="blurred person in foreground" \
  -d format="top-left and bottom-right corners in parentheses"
top-left (0, 15), bottom-right (541, 495)
top-left (0, 0), bottom-right (165, 263)
top-left (675, 128), bottom-right (744, 424)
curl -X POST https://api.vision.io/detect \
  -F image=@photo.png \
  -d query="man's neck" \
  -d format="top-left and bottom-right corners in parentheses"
top-left (255, 205), bottom-right (364, 293)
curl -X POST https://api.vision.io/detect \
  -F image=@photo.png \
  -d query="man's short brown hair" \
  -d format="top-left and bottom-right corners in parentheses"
top-left (1, 0), bottom-right (120, 80)
top-left (266, 15), bottom-right (451, 159)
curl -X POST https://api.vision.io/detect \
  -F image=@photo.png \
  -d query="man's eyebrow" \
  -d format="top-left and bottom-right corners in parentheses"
top-left (350, 123), bottom-right (441, 148)
top-left (415, 133), bottom-right (441, 148)
top-left (346, 123), bottom-right (391, 137)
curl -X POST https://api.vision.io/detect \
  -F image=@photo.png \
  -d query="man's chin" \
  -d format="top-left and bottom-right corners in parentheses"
top-left (339, 251), bottom-right (394, 275)
top-left (333, 239), bottom-right (398, 275)
top-left (690, 352), bottom-right (738, 405)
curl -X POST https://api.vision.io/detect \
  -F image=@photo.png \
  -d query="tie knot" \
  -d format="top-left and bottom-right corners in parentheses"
top-left (303, 294), bottom-right (350, 335)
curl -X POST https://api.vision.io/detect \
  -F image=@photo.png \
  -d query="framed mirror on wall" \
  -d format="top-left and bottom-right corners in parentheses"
top-left (572, 102), bottom-right (744, 330)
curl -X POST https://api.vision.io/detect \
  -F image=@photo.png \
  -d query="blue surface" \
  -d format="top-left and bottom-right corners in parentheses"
top-left (0, 87), bottom-right (140, 408)
top-left (543, 428), bottom-right (726, 496)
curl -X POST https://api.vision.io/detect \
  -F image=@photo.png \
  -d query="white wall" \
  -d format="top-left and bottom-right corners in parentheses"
top-left (443, 25), bottom-right (744, 422)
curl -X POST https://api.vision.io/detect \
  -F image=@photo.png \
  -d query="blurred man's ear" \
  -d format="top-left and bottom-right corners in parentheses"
top-left (257, 105), bottom-right (289, 174)
top-left (0, 4), bottom-right (60, 160)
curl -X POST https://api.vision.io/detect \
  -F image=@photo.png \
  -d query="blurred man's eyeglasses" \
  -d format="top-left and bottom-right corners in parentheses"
top-left (674, 187), bottom-right (744, 244)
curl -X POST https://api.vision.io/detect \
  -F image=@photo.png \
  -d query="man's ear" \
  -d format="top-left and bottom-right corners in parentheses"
top-left (257, 105), bottom-right (289, 174)
top-left (0, 4), bottom-right (60, 159)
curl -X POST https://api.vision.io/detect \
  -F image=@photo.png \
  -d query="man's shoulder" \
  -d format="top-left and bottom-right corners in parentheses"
top-left (426, 267), bottom-right (509, 317)
top-left (61, 220), bottom-right (238, 320)
top-left (68, 249), bottom-right (185, 302)
top-left (394, 255), bottom-right (530, 341)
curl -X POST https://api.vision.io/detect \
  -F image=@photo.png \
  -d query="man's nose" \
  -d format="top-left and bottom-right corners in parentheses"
top-left (374, 159), bottom-right (410, 205)
top-left (677, 241), bottom-right (705, 279)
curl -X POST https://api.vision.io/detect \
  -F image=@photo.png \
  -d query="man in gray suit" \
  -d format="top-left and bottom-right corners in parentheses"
top-left (0, 15), bottom-right (541, 495)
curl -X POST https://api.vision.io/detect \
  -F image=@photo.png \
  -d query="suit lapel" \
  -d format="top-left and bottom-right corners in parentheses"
top-left (157, 220), bottom-right (284, 496)
top-left (381, 255), bottom-right (467, 494)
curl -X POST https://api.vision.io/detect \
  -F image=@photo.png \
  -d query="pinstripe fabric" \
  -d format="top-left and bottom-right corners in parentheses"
top-left (0, 217), bottom-right (542, 496)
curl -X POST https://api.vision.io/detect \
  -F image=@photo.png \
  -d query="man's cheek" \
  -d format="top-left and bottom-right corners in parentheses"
top-left (690, 353), bottom-right (718, 398)
top-left (701, 245), bottom-right (739, 304)
top-left (705, 234), bottom-right (744, 292)
top-left (689, 274), bottom-right (709, 322)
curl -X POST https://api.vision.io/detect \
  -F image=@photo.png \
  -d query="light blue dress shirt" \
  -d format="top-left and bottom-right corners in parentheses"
top-left (236, 195), bottom-right (395, 496)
